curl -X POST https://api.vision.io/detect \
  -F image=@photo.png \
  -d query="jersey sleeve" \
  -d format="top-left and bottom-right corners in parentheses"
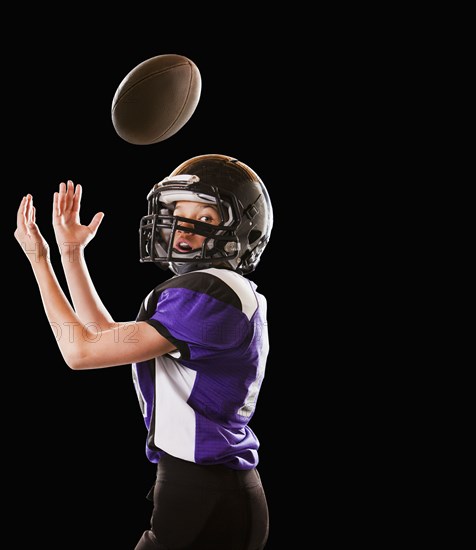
top-left (144, 273), bottom-right (250, 361)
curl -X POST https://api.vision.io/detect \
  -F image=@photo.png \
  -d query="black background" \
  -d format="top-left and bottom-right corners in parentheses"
top-left (5, 31), bottom-right (301, 549)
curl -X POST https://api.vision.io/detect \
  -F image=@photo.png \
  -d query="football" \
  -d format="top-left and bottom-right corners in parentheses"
top-left (111, 54), bottom-right (201, 145)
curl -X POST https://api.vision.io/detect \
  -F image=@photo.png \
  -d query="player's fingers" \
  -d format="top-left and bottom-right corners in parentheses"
top-left (25, 197), bottom-right (42, 233)
top-left (58, 181), bottom-right (66, 214)
top-left (16, 195), bottom-right (28, 230)
top-left (72, 183), bottom-right (82, 215)
top-left (29, 196), bottom-right (37, 224)
top-left (25, 195), bottom-right (36, 235)
top-left (53, 192), bottom-right (60, 220)
top-left (88, 212), bottom-right (104, 235)
top-left (64, 180), bottom-right (74, 212)
top-left (26, 195), bottom-right (34, 226)
top-left (27, 201), bottom-right (33, 226)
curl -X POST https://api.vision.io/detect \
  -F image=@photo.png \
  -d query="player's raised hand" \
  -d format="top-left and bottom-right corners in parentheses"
top-left (14, 194), bottom-right (50, 263)
top-left (53, 180), bottom-right (104, 258)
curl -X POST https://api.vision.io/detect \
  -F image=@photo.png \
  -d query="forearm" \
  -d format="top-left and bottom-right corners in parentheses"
top-left (16, 192), bottom-right (174, 371)
top-left (30, 258), bottom-right (96, 367)
top-left (60, 248), bottom-right (114, 328)
top-left (30, 258), bottom-right (174, 370)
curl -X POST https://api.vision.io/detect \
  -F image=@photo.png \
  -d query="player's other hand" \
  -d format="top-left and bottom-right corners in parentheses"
top-left (53, 180), bottom-right (104, 258)
top-left (14, 194), bottom-right (50, 264)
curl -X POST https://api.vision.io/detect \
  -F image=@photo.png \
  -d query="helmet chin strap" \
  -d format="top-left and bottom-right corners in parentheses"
top-left (169, 260), bottom-right (212, 275)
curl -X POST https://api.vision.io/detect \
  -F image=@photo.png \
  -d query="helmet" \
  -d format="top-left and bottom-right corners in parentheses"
top-left (139, 154), bottom-right (273, 275)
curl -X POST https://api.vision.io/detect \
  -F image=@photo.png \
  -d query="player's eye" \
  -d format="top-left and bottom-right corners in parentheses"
top-left (199, 215), bottom-right (212, 223)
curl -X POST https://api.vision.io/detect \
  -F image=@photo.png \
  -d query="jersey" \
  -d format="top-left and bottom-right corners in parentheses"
top-left (132, 267), bottom-right (269, 470)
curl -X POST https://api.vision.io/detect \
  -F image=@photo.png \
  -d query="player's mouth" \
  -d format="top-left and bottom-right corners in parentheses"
top-left (173, 240), bottom-right (198, 254)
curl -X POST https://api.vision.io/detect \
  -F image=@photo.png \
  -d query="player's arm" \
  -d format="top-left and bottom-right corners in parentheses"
top-left (53, 181), bottom-right (116, 329)
top-left (56, 320), bottom-right (175, 370)
top-left (15, 195), bottom-right (175, 370)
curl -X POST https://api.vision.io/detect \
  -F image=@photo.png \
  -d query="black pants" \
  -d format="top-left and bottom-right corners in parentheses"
top-left (134, 454), bottom-right (269, 550)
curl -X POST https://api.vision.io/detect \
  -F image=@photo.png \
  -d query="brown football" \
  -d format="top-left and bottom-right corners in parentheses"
top-left (111, 54), bottom-right (201, 145)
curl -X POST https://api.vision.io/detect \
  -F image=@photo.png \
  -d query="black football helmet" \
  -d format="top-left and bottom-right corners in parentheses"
top-left (139, 154), bottom-right (273, 275)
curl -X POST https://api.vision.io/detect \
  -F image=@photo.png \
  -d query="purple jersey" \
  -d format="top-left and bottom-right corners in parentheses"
top-left (132, 267), bottom-right (269, 470)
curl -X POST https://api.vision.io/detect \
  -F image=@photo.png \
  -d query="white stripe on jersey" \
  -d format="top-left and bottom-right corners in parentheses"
top-left (154, 354), bottom-right (197, 462)
top-left (238, 291), bottom-right (269, 417)
top-left (144, 288), bottom-right (155, 311)
top-left (203, 268), bottom-right (258, 320)
top-left (132, 364), bottom-right (147, 418)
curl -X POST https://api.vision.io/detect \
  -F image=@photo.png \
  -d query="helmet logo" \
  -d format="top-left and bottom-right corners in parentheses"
top-left (244, 196), bottom-right (260, 220)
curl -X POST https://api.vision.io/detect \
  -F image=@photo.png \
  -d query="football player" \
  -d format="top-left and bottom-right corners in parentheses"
top-left (14, 154), bottom-right (273, 550)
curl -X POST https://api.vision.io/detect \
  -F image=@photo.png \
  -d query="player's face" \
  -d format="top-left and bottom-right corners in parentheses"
top-left (172, 201), bottom-right (221, 253)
